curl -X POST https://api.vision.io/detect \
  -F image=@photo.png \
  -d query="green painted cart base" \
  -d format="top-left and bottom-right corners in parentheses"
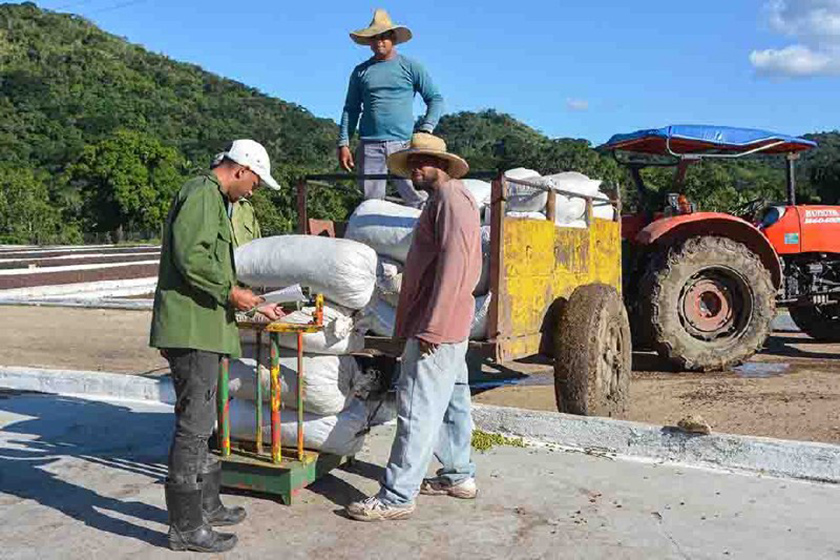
top-left (214, 447), bottom-right (351, 505)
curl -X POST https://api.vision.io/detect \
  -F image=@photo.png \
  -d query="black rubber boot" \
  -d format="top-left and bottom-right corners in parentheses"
top-left (165, 480), bottom-right (238, 553)
top-left (201, 463), bottom-right (247, 527)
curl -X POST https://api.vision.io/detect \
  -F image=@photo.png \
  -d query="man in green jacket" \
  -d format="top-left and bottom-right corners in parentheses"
top-left (150, 139), bottom-right (282, 553)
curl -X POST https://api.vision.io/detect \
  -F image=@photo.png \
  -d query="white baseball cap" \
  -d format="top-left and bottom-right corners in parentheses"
top-left (221, 139), bottom-right (281, 190)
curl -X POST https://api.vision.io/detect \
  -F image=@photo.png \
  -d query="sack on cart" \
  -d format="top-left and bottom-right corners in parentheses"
top-left (235, 235), bottom-right (377, 309)
top-left (345, 199), bottom-right (421, 263)
top-left (229, 355), bottom-right (360, 416)
top-left (239, 303), bottom-right (365, 355)
top-left (228, 397), bottom-right (370, 456)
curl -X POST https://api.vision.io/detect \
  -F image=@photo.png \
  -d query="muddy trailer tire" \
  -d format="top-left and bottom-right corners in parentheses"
top-left (554, 284), bottom-right (631, 418)
top-left (789, 304), bottom-right (840, 342)
top-left (640, 236), bottom-right (775, 371)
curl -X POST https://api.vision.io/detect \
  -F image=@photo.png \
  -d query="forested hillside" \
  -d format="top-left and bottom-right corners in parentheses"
top-left (0, 2), bottom-right (346, 243)
top-left (0, 3), bottom-right (837, 244)
top-left (436, 110), bottom-right (840, 213)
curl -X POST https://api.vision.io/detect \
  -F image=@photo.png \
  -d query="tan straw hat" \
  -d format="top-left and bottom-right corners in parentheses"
top-left (387, 133), bottom-right (470, 179)
top-left (350, 8), bottom-right (412, 46)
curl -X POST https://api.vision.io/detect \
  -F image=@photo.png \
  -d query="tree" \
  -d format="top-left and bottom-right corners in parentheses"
top-left (802, 132), bottom-right (840, 204)
top-left (64, 130), bottom-right (186, 239)
top-left (0, 163), bottom-right (79, 244)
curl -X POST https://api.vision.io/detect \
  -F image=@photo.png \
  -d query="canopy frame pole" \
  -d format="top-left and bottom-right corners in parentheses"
top-left (786, 153), bottom-right (799, 206)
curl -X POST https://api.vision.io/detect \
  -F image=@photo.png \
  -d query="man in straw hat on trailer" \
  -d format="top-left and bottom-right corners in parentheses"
top-left (346, 133), bottom-right (482, 521)
top-left (338, 8), bottom-right (444, 208)
top-left (151, 139), bottom-right (284, 552)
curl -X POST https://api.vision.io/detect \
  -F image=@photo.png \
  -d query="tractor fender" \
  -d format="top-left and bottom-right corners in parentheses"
top-left (636, 212), bottom-right (782, 288)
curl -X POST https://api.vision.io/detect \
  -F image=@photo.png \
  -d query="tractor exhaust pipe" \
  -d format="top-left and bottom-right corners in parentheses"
top-left (786, 153), bottom-right (798, 206)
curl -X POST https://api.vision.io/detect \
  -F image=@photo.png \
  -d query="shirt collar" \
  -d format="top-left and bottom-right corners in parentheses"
top-left (204, 171), bottom-right (230, 203)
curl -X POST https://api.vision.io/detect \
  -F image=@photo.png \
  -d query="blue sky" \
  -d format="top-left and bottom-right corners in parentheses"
top-left (20, 0), bottom-right (840, 144)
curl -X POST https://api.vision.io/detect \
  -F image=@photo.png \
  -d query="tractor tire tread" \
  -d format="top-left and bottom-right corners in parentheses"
top-left (639, 235), bottom-right (775, 372)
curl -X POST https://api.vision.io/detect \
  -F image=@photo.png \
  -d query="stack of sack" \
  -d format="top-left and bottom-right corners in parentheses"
top-left (228, 235), bottom-right (389, 456)
top-left (502, 168), bottom-right (615, 226)
top-left (345, 199), bottom-right (492, 341)
top-left (343, 168), bottom-right (613, 342)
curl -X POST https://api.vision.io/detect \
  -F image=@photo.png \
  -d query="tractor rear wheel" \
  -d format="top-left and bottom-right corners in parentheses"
top-left (789, 304), bottom-right (840, 342)
top-left (640, 236), bottom-right (775, 371)
top-left (554, 284), bottom-right (631, 417)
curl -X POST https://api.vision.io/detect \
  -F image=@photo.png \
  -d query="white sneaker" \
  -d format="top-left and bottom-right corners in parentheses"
top-left (345, 496), bottom-right (415, 522)
top-left (419, 477), bottom-right (477, 499)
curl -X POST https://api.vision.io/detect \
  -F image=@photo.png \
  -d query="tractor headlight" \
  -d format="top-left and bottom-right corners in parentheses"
top-left (760, 206), bottom-right (786, 229)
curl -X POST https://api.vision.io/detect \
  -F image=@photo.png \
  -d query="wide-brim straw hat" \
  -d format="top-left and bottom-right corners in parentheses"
top-left (350, 9), bottom-right (412, 46)
top-left (387, 133), bottom-right (470, 179)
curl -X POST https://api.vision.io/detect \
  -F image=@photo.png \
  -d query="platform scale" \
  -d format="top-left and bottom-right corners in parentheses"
top-left (214, 294), bottom-right (351, 504)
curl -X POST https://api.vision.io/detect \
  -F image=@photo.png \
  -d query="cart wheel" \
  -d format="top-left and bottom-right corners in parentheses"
top-left (554, 284), bottom-right (631, 418)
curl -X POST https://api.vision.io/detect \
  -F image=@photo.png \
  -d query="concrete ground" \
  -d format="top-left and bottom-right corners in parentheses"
top-left (1, 390), bottom-right (838, 559)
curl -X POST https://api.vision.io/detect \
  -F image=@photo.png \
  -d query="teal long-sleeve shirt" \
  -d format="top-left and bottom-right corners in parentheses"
top-left (339, 54), bottom-right (444, 146)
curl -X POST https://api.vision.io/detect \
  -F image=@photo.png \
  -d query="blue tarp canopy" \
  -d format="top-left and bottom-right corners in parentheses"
top-left (600, 125), bottom-right (817, 157)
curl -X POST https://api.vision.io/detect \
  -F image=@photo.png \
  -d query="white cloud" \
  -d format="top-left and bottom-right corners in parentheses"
top-left (751, 0), bottom-right (840, 77)
top-left (566, 98), bottom-right (589, 112)
top-left (750, 44), bottom-right (839, 75)
top-left (768, 0), bottom-right (840, 40)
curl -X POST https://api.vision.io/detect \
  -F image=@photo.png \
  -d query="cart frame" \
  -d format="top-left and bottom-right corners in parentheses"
top-left (295, 172), bottom-right (623, 364)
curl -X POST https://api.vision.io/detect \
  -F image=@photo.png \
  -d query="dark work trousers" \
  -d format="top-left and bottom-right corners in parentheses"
top-left (165, 348), bottom-right (222, 485)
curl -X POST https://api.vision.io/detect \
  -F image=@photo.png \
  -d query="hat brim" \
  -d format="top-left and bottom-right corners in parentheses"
top-left (350, 25), bottom-right (412, 45)
top-left (258, 173), bottom-right (281, 191)
top-left (226, 152), bottom-right (281, 191)
top-left (387, 149), bottom-right (470, 179)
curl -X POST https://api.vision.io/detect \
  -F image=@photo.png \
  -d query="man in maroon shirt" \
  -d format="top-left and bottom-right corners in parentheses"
top-left (347, 133), bottom-right (482, 522)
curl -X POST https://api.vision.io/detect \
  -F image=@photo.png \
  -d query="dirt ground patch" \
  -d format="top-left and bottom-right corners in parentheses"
top-left (0, 306), bottom-right (166, 375)
top-left (474, 335), bottom-right (840, 444)
top-left (0, 263), bottom-right (158, 289)
top-left (0, 305), bottom-right (838, 443)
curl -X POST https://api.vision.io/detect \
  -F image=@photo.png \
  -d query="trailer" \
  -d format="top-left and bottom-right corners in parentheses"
top-left (296, 171), bottom-right (630, 417)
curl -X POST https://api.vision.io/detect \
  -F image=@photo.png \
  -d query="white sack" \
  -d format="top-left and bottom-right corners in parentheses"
top-left (545, 172), bottom-right (614, 222)
top-left (554, 195), bottom-right (614, 223)
top-left (593, 201), bottom-right (615, 221)
top-left (345, 200), bottom-right (421, 263)
top-left (363, 293), bottom-right (492, 340)
top-left (228, 397), bottom-right (369, 456)
top-left (555, 195), bottom-right (588, 224)
top-left (376, 258), bottom-right (403, 308)
top-left (471, 293), bottom-right (492, 340)
top-left (505, 168), bottom-right (548, 212)
top-left (474, 225), bottom-right (492, 296)
top-left (462, 179), bottom-right (492, 208)
top-left (363, 296), bottom-right (397, 337)
top-left (240, 302), bottom-right (364, 355)
top-left (556, 219), bottom-right (588, 229)
top-left (542, 171), bottom-right (601, 197)
top-left (235, 235), bottom-right (377, 310)
top-left (229, 354), bottom-right (360, 416)
top-left (506, 211), bottom-right (547, 220)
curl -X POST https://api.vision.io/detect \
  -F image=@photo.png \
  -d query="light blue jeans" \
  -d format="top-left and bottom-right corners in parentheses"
top-left (378, 338), bottom-right (476, 506)
top-left (358, 140), bottom-right (428, 208)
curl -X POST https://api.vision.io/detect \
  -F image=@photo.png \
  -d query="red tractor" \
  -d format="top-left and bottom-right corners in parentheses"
top-left (600, 125), bottom-right (840, 371)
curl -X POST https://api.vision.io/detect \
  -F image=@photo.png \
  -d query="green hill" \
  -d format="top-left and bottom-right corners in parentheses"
top-left (0, 2), bottom-right (345, 243)
top-left (0, 3), bottom-right (837, 244)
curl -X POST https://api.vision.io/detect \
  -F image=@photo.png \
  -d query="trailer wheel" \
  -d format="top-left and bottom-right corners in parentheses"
top-left (789, 304), bottom-right (840, 342)
top-left (640, 236), bottom-right (775, 371)
top-left (554, 284), bottom-right (631, 418)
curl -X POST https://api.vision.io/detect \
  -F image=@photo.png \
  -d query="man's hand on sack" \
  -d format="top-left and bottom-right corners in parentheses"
top-left (256, 303), bottom-right (286, 322)
top-left (229, 286), bottom-right (264, 312)
top-left (338, 146), bottom-right (355, 172)
top-left (418, 339), bottom-right (439, 357)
